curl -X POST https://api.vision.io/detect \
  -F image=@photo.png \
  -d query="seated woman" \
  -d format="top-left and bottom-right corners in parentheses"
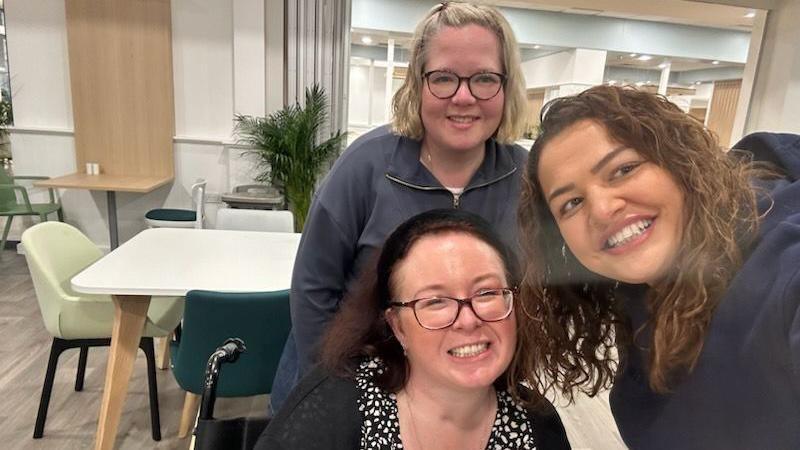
top-left (517, 85), bottom-right (800, 449)
top-left (256, 209), bottom-right (570, 449)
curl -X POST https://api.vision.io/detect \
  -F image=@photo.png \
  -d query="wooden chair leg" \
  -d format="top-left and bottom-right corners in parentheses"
top-left (178, 392), bottom-right (200, 438)
top-left (156, 335), bottom-right (171, 370)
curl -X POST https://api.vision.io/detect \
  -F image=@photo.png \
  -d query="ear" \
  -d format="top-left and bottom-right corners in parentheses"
top-left (385, 308), bottom-right (408, 348)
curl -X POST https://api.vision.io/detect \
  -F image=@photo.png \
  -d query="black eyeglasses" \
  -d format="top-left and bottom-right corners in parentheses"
top-left (389, 288), bottom-right (514, 330)
top-left (423, 70), bottom-right (506, 100)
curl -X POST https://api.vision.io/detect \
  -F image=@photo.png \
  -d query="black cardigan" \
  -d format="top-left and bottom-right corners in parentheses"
top-left (255, 366), bottom-right (571, 449)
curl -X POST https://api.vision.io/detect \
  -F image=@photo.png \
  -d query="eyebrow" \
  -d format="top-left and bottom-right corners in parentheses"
top-left (546, 145), bottom-right (629, 204)
top-left (590, 145), bottom-right (628, 174)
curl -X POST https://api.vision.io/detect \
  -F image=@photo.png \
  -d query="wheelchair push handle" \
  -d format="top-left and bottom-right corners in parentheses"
top-left (199, 338), bottom-right (247, 420)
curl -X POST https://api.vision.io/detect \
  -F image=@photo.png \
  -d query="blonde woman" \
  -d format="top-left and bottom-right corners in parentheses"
top-left (271, 1), bottom-right (529, 411)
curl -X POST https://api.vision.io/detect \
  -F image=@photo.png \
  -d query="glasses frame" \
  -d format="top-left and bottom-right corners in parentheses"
top-left (389, 287), bottom-right (515, 330)
top-left (422, 70), bottom-right (507, 101)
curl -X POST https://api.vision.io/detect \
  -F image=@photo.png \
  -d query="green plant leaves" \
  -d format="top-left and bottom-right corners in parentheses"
top-left (234, 83), bottom-right (346, 231)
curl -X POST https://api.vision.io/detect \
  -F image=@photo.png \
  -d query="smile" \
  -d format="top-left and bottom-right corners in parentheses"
top-left (448, 342), bottom-right (489, 358)
top-left (604, 219), bottom-right (653, 249)
top-left (448, 115), bottom-right (478, 123)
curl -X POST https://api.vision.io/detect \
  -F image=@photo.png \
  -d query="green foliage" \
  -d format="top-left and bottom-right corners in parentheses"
top-left (234, 84), bottom-right (345, 231)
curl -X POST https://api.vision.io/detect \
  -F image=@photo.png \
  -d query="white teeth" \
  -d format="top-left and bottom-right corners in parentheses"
top-left (606, 219), bottom-right (653, 248)
top-left (449, 116), bottom-right (476, 123)
top-left (449, 343), bottom-right (488, 358)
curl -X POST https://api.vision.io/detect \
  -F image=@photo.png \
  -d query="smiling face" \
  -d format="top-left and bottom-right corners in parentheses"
top-left (386, 231), bottom-right (516, 391)
top-left (537, 119), bottom-right (685, 285)
top-left (419, 24), bottom-right (505, 158)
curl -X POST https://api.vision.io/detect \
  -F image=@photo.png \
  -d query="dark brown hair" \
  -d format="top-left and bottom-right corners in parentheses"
top-left (515, 85), bottom-right (765, 398)
top-left (319, 208), bottom-right (521, 394)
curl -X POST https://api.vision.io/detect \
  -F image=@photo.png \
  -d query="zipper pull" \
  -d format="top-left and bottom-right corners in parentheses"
top-left (452, 192), bottom-right (461, 208)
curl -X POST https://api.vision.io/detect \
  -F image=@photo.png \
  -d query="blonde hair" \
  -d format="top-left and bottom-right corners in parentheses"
top-left (391, 2), bottom-right (527, 143)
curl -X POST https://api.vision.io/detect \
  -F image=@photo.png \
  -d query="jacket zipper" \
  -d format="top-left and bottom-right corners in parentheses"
top-left (385, 167), bottom-right (517, 209)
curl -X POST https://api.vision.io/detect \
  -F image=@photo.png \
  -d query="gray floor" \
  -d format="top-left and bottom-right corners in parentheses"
top-left (0, 247), bottom-right (625, 449)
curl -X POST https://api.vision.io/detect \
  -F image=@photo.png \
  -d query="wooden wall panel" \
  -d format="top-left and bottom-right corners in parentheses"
top-left (65, 0), bottom-right (174, 177)
top-left (707, 79), bottom-right (742, 148)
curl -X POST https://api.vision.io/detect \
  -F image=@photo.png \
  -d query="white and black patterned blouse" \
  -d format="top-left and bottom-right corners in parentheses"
top-left (355, 358), bottom-right (537, 450)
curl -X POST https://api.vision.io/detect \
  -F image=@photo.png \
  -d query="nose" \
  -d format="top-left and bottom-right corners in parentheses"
top-left (451, 79), bottom-right (477, 104)
top-left (587, 186), bottom-right (626, 229)
top-left (451, 301), bottom-right (483, 331)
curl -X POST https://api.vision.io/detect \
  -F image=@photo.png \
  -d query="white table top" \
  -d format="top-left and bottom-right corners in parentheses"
top-left (72, 228), bottom-right (301, 296)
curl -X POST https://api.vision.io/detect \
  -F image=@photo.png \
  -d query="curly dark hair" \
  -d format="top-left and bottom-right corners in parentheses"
top-left (514, 85), bottom-right (766, 398)
top-left (319, 208), bottom-right (523, 395)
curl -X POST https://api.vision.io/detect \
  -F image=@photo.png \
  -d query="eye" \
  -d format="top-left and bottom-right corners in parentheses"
top-left (560, 197), bottom-right (583, 216)
top-left (471, 73), bottom-right (501, 85)
top-left (611, 162), bottom-right (642, 179)
top-left (429, 71), bottom-right (456, 84)
top-left (417, 297), bottom-right (449, 310)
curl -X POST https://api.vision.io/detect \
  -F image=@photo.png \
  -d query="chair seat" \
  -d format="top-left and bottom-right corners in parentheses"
top-left (1, 202), bottom-right (61, 216)
top-left (146, 208), bottom-right (196, 222)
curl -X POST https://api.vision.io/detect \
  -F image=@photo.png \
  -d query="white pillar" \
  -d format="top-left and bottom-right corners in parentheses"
top-left (384, 38), bottom-right (395, 124)
top-left (745, 0), bottom-right (800, 134)
top-left (658, 62), bottom-right (671, 96)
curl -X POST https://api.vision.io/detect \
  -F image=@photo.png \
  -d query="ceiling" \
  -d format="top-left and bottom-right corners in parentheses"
top-left (605, 51), bottom-right (743, 72)
top-left (492, 0), bottom-right (761, 30)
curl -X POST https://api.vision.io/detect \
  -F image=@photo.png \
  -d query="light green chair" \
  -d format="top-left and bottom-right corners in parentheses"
top-left (0, 169), bottom-right (63, 252)
top-left (21, 221), bottom-right (184, 441)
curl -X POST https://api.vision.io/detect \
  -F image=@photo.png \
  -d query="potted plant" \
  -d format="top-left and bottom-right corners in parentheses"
top-left (234, 84), bottom-right (346, 231)
top-left (0, 100), bottom-right (12, 163)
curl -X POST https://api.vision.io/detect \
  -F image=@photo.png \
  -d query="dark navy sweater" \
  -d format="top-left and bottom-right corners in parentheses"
top-left (610, 133), bottom-right (800, 450)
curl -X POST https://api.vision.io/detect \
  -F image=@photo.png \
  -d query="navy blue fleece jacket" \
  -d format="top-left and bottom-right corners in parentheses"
top-left (610, 133), bottom-right (800, 449)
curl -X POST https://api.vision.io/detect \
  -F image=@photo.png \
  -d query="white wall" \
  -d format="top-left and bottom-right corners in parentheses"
top-left (4, 0), bottom-right (280, 248)
top-left (521, 48), bottom-right (606, 90)
top-left (745, 0), bottom-right (800, 134)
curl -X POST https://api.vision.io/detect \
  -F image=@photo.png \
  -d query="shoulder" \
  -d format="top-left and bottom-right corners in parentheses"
top-left (256, 366), bottom-right (360, 449)
top-left (512, 387), bottom-right (571, 450)
top-left (331, 125), bottom-right (405, 171)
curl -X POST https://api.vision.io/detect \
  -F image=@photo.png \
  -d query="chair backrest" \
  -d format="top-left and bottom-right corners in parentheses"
top-left (171, 290), bottom-right (292, 397)
top-left (0, 168), bottom-right (16, 210)
top-left (21, 221), bottom-right (104, 337)
top-left (191, 179), bottom-right (207, 229)
top-left (215, 208), bottom-right (294, 233)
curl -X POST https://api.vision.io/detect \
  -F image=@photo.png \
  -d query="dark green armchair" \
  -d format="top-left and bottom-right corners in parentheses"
top-left (0, 169), bottom-right (63, 251)
top-left (170, 289), bottom-right (291, 438)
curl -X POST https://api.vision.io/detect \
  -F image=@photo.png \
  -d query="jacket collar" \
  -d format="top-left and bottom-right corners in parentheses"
top-left (385, 135), bottom-right (518, 189)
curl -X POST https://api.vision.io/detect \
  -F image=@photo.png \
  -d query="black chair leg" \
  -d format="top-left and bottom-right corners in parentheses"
top-left (34, 338), bottom-right (67, 438)
top-left (75, 346), bottom-right (88, 391)
top-left (140, 337), bottom-right (162, 441)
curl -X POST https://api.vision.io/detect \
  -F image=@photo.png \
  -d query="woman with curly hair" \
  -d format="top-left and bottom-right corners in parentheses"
top-left (514, 84), bottom-right (800, 449)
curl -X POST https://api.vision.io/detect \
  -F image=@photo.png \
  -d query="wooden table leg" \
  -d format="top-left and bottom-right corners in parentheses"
top-left (94, 295), bottom-right (151, 450)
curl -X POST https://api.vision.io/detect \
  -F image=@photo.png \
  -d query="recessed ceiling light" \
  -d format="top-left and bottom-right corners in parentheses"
top-left (629, 53), bottom-right (638, 58)
top-left (658, 63), bottom-right (668, 69)
top-left (711, 60), bottom-right (720, 65)
top-left (695, 81), bottom-right (702, 85)
top-left (637, 55), bottom-right (652, 61)
top-left (744, 11), bottom-right (756, 18)
top-left (361, 36), bottom-right (373, 45)
top-left (635, 81), bottom-right (645, 86)
top-left (607, 80), bottom-right (617, 85)
top-left (533, 45), bottom-right (541, 49)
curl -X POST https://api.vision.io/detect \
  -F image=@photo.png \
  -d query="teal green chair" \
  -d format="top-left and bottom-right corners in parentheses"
top-left (21, 221), bottom-right (184, 441)
top-left (145, 179), bottom-right (206, 229)
top-left (0, 169), bottom-right (63, 252)
top-left (170, 290), bottom-right (291, 438)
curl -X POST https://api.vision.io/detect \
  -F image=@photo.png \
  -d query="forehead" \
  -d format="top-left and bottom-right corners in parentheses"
top-left (537, 120), bottom-right (618, 184)
top-left (424, 24), bottom-right (502, 72)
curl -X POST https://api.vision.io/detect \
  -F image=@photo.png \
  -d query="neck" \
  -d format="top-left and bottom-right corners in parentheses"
top-left (420, 141), bottom-right (485, 189)
top-left (402, 375), bottom-right (496, 428)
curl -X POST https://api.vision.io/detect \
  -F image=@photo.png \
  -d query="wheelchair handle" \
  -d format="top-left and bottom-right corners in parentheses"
top-left (199, 338), bottom-right (247, 420)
